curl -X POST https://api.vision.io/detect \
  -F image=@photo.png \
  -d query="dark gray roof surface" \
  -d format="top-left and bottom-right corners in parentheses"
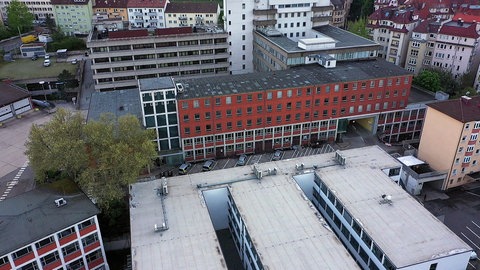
top-left (139, 77), bottom-right (175, 91)
top-left (175, 59), bottom-right (411, 99)
top-left (0, 187), bottom-right (99, 255)
top-left (428, 95), bottom-right (480, 123)
top-left (87, 89), bottom-right (142, 122)
top-left (0, 83), bottom-right (30, 107)
top-left (257, 25), bottom-right (379, 53)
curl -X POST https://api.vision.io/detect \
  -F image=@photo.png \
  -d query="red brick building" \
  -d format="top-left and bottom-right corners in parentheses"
top-left (175, 60), bottom-right (415, 162)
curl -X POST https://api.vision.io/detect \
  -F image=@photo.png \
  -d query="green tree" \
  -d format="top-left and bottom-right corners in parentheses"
top-left (413, 69), bottom-right (442, 92)
top-left (57, 69), bottom-right (79, 99)
top-left (6, 0), bottom-right (34, 34)
top-left (45, 14), bottom-right (55, 31)
top-left (347, 17), bottom-right (369, 39)
top-left (25, 109), bottom-right (157, 209)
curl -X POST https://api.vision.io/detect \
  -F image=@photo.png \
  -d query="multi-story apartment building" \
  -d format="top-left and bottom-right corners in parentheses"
top-left (126, 0), bottom-right (167, 29)
top-left (368, 7), bottom-right (419, 66)
top-left (405, 18), bottom-right (480, 77)
top-left (86, 27), bottom-right (229, 92)
top-left (51, 0), bottom-right (93, 36)
top-left (174, 59), bottom-right (413, 162)
top-left (331, 0), bottom-right (347, 28)
top-left (0, 188), bottom-right (108, 270)
top-left (224, 0), bottom-right (333, 74)
top-left (164, 2), bottom-right (220, 28)
top-left (93, 0), bottom-right (128, 23)
top-left (404, 18), bottom-right (443, 74)
top-left (0, 0), bottom-right (54, 23)
top-left (418, 95), bottom-right (480, 190)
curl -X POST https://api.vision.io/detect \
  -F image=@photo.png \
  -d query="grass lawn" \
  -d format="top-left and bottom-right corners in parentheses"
top-left (0, 58), bottom-right (78, 80)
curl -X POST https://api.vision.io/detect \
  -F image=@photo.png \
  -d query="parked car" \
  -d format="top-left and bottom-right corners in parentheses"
top-left (202, 160), bottom-right (215, 171)
top-left (272, 150), bottom-right (282, 161)
top-left (44, 53), bottom-right (50, 59)
top-left (237, 154), bottom-right (247, 166)
top-left (71, 58), bottom-right (77, 64)
top-left (31, 55), bottom-right (38, 61)
top-left (43, 59), bottom-right (51, 67)
top-left (178, 163), bottom-right (192, 175)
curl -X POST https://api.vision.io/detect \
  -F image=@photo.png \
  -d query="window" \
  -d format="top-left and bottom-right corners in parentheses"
top-left (35, 236), bottom-right (55, 249)
top-left (277, 91), bottom-right (282, 98)
top-left (19, 262), bottom-right (39, 270)
top-left (464, 157), bottom-right (471, 163)
top-left (236, 95), bottom-right (242, 103)
top-left (58, 227), bottom-right (75, 239)
top-left (0, 257), bottom-right (9, 267)
top-left (12, 246), bottom-right (33, 259)
top-left (62, 242), bottom-right (80, 256)
top-left (474, 122), bottom-right (480, 129)
top-left (205, 112), bottom-right (211, 119)
top-left (429, 263), bottom-right (438, 270)
top-left (226, 96), bottom-right (231, 104)
top-left (471, 134), bottom-right (478, 141)
top-left (40, 251), bottom-right (59, 266)
top-left (193, 100), bottom-right (199, 108)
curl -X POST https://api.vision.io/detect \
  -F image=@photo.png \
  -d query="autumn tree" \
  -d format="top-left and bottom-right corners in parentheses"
top-left (25, 109), bottom-right (157, 209)
top-left (6, 0), bottom-right (34, 33)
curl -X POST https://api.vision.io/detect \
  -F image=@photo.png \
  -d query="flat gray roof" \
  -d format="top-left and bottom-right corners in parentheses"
top-left (255, 25), bottom-right (379, 53)
top-left (176, 59), bottom-right (410, 99)
top-left (139, 77), bottom-right (175, 91)
top-left (129, 178), bottom-right (227, 270)
top-left (230, 167), bottom-right (360, 269)
top-left (316, 146), bottom-right (471, 268)
top-left (0, 186), bottom-right (99, 255)
top-left (87, 89), bottom-right (142, 122)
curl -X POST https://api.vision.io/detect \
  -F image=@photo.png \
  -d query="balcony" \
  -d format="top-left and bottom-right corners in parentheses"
top-left (253, 19), bottom-right (277, 26)
top-left (311, 16), bottom-right (332, 23)
top-left (253, 8), bottom-right (277, 15)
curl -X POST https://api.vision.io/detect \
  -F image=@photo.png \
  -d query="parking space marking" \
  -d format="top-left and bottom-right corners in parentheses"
top-left (467, 226), bottom-right (480, 240)
top-left (462, 232), bottom-right (480, 250)
top-left (468, 262), bottom-right (476, 269)
top-left (223, 159), bottom-right (232, 169)
top-left (473, 221), bottom-right (480, 230)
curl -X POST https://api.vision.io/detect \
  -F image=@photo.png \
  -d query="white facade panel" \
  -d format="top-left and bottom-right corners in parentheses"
top-left (0, 105), bottom-right (13, 122)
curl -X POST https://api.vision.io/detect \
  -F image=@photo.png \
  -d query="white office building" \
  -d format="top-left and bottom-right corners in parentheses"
top-left (223, 0), bottom-right (332, 74)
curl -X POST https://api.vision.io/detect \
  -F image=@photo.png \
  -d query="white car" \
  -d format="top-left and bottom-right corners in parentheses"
top-left (71, 58), bottom-right (77, 64)
top-left (43, 59), bottom-right (51, 67)
top-left (44, 53), bottom-right (50, 59)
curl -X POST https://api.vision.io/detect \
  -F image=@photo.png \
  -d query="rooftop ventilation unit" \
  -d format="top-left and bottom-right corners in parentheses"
top-left (176, 83), bottom-right (184, 93)
top-left (54, 198), bottom-right (67, 207)
top-left (379, 194), bottom-right (393, 205)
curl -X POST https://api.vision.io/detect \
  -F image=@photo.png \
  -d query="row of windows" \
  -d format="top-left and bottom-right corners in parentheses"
top-left (181, 88), bottom-right (408, 109)
top-left (91, 38), bottom-right (226, 53)
top-left (184, 122), bottom-right (336, 145)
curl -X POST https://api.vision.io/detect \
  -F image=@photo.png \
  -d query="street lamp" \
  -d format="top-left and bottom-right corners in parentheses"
top-left (39, 81), bottom-right (47, 101)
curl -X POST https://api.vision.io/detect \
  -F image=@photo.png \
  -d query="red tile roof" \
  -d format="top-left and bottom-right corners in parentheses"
top-left (439, 21), bottom-right (479, 38)
top-left (0, 83), bottom-right (30, 107)
top-left (452, 13), bottom-right (480, 23)
top-left (108, 29), bottom-right (149, 38)
top-left (93, 0), bottom-right (128, 9)
top-left (164, 2), bottom-right (219, 13)
top-left (127, 0), bottom-right (166, 8)
top-left (412, 18), bottom-right (444, 33)
top-left (428, 95), bottom-right (480, 122)
top-left (368, 7), bottom-right (417, 24)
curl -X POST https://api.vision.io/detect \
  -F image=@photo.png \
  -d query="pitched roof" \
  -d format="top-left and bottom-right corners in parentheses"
top-left (369, 7), bottom-right (417, 24)
top-left (0, 186), bottom-right (100, 255)
top-left (164, 2), bottom-right (219, 13)
top-left (427, 95), bottom-right (480, 122)
top-left (412, 18), bottom-right (444, 33)
top-left (0, 82), bottom-right (30, 107)
top-left (439, 21), bottom-right (479, 39)
top-left (127, 0), bottom-right (166, 8)
top-left (452, 13), bottom-right (480, 23)
top-left (93, 0), bottom-right (128, 9)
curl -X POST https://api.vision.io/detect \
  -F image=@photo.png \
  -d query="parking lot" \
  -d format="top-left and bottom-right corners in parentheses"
top-left (424, 187), bottom-right (480, 269)
top-left (177, 144), bottom-right (335, 175)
